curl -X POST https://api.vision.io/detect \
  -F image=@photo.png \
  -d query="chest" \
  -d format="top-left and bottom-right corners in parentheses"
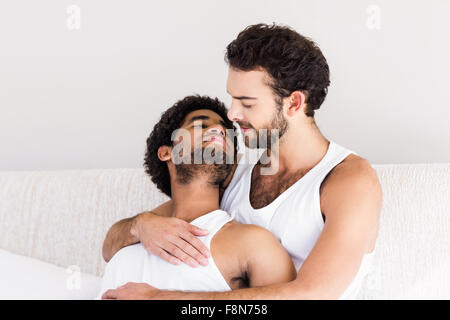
top-left (249, 165), bottom-right (309, 209)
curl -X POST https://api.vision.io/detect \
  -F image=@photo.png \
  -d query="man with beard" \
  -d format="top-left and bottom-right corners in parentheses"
top-left (102, 24), bottom-right (382, 300)
top-left (98, 95), bottom-right (296, 299)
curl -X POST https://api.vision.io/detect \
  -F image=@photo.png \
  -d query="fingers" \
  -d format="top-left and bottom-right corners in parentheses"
top-left (146, 236), bottom-right (208, 267)
top-left (186, 225), bottom-right (210, 258)
top-left (138, 217), bottom-right (211, 268)
top-left (101, 289), bottom-right (118, 300)
top-left (161, 242), bottom-right (202, 268)
top-left (141, 241), bottom-right (182, 265)
top-left (189, 225), bottom-right (209, 236)
top-left (180, 232), bottom-right (211, 261)
top-left (169, 236), bottom-right (208, 267)
top-left (154, 247), bottom-right (182, 266)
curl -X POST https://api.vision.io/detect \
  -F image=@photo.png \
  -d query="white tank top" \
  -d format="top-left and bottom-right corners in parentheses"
top-left (97, 210), bottom-right (233, 298)
top-left (220, 140), bottom-right (374, 299)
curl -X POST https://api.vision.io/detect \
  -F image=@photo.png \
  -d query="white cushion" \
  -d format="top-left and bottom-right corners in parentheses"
top-left (0, 248), bottom-right (101, 299)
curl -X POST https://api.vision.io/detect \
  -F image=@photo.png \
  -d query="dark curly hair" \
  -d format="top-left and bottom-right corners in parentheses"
top-left (144, 95), bottom-right (234, 197)
top-left (225, 23), bottom-right (330, 117)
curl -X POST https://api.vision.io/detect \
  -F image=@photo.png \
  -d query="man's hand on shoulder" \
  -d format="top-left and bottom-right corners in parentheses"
top-left (132, 212), bottom-right (211, 267)
top-left (102, 199), bottom-right (212, 267)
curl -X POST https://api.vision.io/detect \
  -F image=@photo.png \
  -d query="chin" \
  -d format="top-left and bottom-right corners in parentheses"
top-left (243, 135), bottom-right (260, 149)
top-left (208, 163), bottom-right (233, 186)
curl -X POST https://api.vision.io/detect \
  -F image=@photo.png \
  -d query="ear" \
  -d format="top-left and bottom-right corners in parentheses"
top-left (157, 145), bottom-right (172, 162)
top-left (286, 91), bottom-right (306, 117)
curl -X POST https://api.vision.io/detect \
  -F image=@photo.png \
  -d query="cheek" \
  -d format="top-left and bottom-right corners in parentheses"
top-left (242, 108), bottom-right (258, 126)
top-left (246, 108), bottom-right (269, 130)
top-left (195, 131), bottom-right (208, 149)
top-left (189, 128), bottom-right (204, 147)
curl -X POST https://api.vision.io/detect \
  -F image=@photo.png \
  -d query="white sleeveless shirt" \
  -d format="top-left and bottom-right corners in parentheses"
top-left (97, 210), bottom-right (232, 298)
top-left (220, 140), bottom-right (374, 299)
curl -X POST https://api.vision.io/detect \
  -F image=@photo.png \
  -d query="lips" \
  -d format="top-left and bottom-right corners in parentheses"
top-left (238, 123), bottom-right (252, 133)
top-left (203, 134), bottom-right (225, 146)
top-left (241, 127), bottom-right (252, 134)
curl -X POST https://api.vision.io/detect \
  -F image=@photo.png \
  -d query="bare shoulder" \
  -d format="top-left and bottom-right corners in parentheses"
top-left (322, 154), bottom-right (381, 196)
top-left (218, 220), bottom-right (275, 241)
top-left (321, 154), bottom-right (382, 218)
top-left (212, 221), bottom-right (276, 265)
top-left (213, 220), bottom-right (296, 287)
top-left (217, 221), bottom-right (290, 261)
top-left (221, 220), bottom-right (272, 235)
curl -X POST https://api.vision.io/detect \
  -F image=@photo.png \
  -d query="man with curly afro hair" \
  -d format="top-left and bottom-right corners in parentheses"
top-left (143, 95), bottom-right (236, 198)
top-left (98, 95), bottom-right (296, 298)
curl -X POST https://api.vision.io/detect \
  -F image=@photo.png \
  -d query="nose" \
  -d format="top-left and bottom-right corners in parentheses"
top-left (227, 101), bottom-right (244, 122)
top-left (206, 124), bottom-right (225, 137)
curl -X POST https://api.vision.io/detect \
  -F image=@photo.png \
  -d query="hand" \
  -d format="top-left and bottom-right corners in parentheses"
top-left (101, 282), bottom-right (160, 300)
top-left (130, 212), bottom-right (210, 267)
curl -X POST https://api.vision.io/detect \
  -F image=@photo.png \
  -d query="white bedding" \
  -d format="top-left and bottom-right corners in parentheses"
top-left (0, 248), bottom-right (101, 299)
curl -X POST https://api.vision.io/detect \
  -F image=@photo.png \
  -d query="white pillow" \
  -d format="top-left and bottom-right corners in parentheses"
top-left (0, 248), bottom-right (101, 299)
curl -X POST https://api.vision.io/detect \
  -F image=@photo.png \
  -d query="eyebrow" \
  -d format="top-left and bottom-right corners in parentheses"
top-left (232, 95), bottom-right (257, 100)
top-left (186, 115), bottom-right (210, 124)
top-left (186, 115), bottom-right (227, 128)
top-left (226, 90), bottom-right (257, 100)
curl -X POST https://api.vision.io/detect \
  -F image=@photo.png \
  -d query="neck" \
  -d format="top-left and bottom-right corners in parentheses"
top-left (170, 178), bottom-right (220, 223)
top-left (266, 118), bottom-right (329, 173)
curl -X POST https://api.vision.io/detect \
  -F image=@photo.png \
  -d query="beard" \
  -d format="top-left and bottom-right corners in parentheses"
top-left (242, 102), bottom-right (289, 149)
top-left (175, 146), bottom-right (232, 188)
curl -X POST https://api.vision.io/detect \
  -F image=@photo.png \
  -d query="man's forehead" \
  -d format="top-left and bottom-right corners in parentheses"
top-left (182, 109), bottom-right (224, 125)
top-left (226, 67), bottom-right (268, 96)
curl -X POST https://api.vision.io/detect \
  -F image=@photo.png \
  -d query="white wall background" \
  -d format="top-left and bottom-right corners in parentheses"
top-left (0, 0), bottom-right (449, 171)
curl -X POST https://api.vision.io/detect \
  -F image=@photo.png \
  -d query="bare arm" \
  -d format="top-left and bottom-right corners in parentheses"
top-left (102, 159), bottom-right (382, 300)
top-left (102, 216), bottom-right (139, 262)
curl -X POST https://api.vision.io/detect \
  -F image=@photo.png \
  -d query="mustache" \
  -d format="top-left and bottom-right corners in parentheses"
top-left (237, 122), bottom-right (254, 129)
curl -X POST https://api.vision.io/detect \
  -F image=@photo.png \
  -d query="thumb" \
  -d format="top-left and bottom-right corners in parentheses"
top-left (189, 225), bottom-right (209, 236)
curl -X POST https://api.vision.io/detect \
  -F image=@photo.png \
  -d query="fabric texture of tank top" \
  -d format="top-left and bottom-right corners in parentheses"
top-left (220, 141), bottom-right (375, 299)
top-left (97, 210), bottom-right (233, 298)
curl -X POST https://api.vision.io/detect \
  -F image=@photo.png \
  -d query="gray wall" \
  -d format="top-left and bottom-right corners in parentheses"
top-left (1, 0), bottom-right (449, 171)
